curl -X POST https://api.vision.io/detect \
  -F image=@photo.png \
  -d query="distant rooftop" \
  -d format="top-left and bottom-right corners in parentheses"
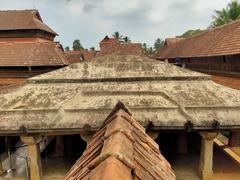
top-left (0, 41), bottom-right (66, 67)
top-left (0, 9), bottom-right (57, 36)
top-left (65, 35), bottom-right (144, 62)
top-left (154, 20), bottom-right (240, 59)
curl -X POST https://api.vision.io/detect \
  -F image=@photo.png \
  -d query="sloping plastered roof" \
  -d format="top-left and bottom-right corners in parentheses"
top-left (0, 55), bottom-right (239, 134)
top-left (154, 20), bottom-right (240, 59)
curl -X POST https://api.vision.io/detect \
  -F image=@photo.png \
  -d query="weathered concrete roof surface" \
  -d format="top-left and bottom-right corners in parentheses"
top-left (29, 55), bottom-right (209, 82)
top-left (0, 55), bottom-right (240, 134)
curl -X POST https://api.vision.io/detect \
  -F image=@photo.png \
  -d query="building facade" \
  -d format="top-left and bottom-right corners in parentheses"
top-left (154, 20), bottom-right (240, 89)
top-left (0, 10), bottom-right (68, 87)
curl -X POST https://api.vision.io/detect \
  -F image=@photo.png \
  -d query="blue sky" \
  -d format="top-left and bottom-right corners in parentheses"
top-left (0, 0), bottom-right (232, 50)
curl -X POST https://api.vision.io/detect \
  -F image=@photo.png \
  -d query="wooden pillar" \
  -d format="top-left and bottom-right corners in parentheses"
top-left (199, 132), bottom-right (218, 180)
top-left (53, 136), bottom-right (64, 157)
top-left (178, 132), bottom-right (188, 154)
top-left (0, 161), bottom-right (3, 176)
top-left (21, 135), bottom-right (43, 180)
top-left (228, 130), bottom-right (240, 147)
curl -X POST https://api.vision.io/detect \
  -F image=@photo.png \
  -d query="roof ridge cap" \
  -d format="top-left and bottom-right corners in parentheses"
top-left (0, 9), bottom-right (37, 12)
top-left (102, 101), bottom-right (132, 126)
top-left (52, 42), bottom-right (67, 65)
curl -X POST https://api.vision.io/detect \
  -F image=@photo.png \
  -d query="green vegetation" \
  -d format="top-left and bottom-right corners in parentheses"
top-left (90, 47), bottom-right (95, 51)
top-left (112, 31), bottom-right (123, 40)
top-left (123, 36), bottom-right (131, 43)
top-left (211, 0), bottom-right (240, 27)
top-left (64, 46), bottom-right (70, 51)
top-left (142, 43), bottom-right (153, 55)
top-left (153, 38), bottom-right (164, 51)
top-left (72, 39), bottom-right (84, 51)
top-left (177, 29), bottom-right (205, 38)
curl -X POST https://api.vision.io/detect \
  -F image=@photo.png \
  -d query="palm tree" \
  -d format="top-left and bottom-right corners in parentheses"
top-left (112, 31), bottom-right (123, 40)
top-left (123, 36), bottom-right (131, 43)
top-left (211, 0), bottom-right (240, 27)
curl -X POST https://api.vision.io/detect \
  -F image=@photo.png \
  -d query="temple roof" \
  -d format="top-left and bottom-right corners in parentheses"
top-left (0, 55), bottom-right (240, 134)
top-left (64, 102), bottom-right (176, 180)
top-left (154, 20), bottom-right (240, 59)
top-left (0, 10), bottom-right (57, 35)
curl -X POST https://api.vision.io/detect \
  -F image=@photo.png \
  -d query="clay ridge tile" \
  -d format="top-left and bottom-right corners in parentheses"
top-left (64, 102), bottom-right (176, 180)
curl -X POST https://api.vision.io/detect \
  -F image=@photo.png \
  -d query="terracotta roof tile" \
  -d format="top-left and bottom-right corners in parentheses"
top-left (155, 20), bottom-right (240, 59)
top-left (0, 10), bottom-right (57, 35)
top-left (165, 38), bottom-right (185, 46)
top-left (0, 41), bottom-right (66, 66)
top-left (83, 51), bottom-right (99, 60)
top-left (100, 36), bottom-right (119, 44)
top-left (212, 75), bottom-right (240, 90)
top-left (64, 102), bottom-right (176, 180)
top-left (64, 50), bottom-right (84, 64)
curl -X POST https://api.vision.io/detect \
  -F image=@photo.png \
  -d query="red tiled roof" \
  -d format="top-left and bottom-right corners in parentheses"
top-left (0, 42), bottom-right (66, 66)
top-left (83, 51), bottom-right (99, 60)
top-left (64, 50), bottom-right (84, 64)
top-left (119, 43), bottom-right (145, 56)
top-left (164, 38), bottom-right (185, 46)
top-left (0, 10), bottom-right (57, 35)
top-left (64, 102), bottom-right (176, 180)
top-left (99, 35), bottom-right (119, 44)
top-left (154, 20), bottom-right (240, 59)
top-left (212, 75), bottom-right (240, 90)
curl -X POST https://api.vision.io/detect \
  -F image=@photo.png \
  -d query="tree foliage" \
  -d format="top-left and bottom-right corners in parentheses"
top-left (90, 47), bottom-right (95, 51)
top-left (142, 43), bottom-right (153, 55)
top-left (72, 39), bottom-right (84, 51)
top-left (123, 36), bottom-right (131, 43)
top-left (112, 31), bottom-right (123, 40)
top-left (211, 0), bottom-right (240, 27)
top-left (153, 38), bottom-right (164, 51)
top-left (64, 46), bottom-right (70, 51)
top-left (177, 29), bottom-right (204, 38)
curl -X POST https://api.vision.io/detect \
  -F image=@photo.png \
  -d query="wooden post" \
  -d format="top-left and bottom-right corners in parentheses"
top-left (178, 132), bottom-right (188, 154)
top-left (199, 132), bottom-right (218, 180)
top-left (228, 130), bottom-right (240, 147)
top-left (21, 135), bottom-right (43, 180)
top-left (53, 136), bottom-right (64, 157)
top-left (0, 161), bottom-right (3, 176)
